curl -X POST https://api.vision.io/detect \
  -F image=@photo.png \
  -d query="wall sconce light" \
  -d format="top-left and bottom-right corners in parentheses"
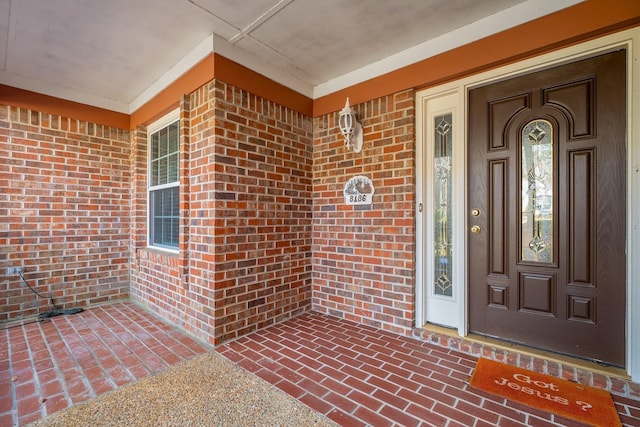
top-left (338, 97), bottom-right (363, 153)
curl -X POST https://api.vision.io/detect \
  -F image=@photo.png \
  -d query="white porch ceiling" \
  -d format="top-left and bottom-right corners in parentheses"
top-left (0, 0), bottom-right (582, 113)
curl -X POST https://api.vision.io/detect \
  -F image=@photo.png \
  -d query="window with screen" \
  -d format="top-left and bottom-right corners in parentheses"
top-left (148, 115), bottom-right (179, 250)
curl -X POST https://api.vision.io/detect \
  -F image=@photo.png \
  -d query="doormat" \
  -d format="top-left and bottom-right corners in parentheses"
top-left (469, 358), bottom-right (621, 427)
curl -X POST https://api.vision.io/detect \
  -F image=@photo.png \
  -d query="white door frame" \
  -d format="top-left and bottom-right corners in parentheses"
top-left (416, 26), bottom-right (640, 381)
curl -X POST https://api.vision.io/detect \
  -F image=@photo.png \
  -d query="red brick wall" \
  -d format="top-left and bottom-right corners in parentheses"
top-left (131, 80), bottom-right (314, 345)
top-left (0, 105), bottom-right (131, 321)
top-left (312, 91), bottom-right (416, 334)
top-left (1, 85), bottom-right (413, 340)
top-left (130, 95), bottom-right (196, 336)
top-left (208, 80), bottom-right (314, 343)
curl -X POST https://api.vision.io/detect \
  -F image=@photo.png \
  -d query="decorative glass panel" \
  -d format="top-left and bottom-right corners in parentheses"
top-left (521, 120), bottom-right (553, 263)
top-left (434, 114), bottom-right (453, 297)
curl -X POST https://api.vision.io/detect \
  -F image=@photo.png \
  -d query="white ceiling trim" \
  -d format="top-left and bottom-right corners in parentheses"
top-left (129, 35), bottom-right (215, 114)
top-left (0, 70), bottom-right (131, 113)
top-left (211, 35), bottom-right (313, 97)
top-left (313, 0), bottom-right (583, 99)
top-left (129, 33), bottom-right (315, 114)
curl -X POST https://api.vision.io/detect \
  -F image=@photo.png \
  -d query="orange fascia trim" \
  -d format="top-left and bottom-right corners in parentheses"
top-left (130, 53), bottom-right (313, 127)
top-left (0, 84), bottom-right (129, 129)
top-left (313, 0), bottom-right (640, 117)
top-left (213, 54), bottom-right (313, 116)
top-left (129, 54), bottom-right (215, 128)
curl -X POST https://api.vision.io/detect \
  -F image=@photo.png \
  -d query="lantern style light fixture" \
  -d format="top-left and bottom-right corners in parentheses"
top-left (338, 97), bottom-right (363, 153)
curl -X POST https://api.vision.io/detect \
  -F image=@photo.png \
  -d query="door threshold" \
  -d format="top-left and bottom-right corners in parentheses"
top-left (415, 324), bottom-right (630, 384)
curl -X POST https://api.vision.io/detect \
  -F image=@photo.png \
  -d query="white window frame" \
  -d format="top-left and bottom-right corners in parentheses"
top-left (147, 109), bottom-right (180, 253)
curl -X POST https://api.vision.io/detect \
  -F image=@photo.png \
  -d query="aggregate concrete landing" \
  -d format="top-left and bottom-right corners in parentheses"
top-left (28, 351), bottom-right (335, 426)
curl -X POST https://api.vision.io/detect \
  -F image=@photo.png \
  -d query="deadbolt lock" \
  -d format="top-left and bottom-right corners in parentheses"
top-left (471, 225), bottom-right (481, 234)
top-left (471, 208), bottom-right (480, 217)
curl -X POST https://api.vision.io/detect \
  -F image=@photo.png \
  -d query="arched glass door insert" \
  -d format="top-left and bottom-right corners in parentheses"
top-left (521, 119), bottom-right (554, 264)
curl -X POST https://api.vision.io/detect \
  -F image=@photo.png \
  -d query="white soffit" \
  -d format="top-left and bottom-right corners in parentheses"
top-left (0, 0), bottom-right (584, 113)
top-left (313, 0), bottom-right (583, 98)
top-left (129, 35), bottom-right (216, 114)
top-left (128, 34), bottom-right (315, 113)
top-left (137, 0), bottom-right (581, 109)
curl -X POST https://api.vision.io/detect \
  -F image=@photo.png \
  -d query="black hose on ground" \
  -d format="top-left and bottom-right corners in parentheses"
top-left (17, 271), bottom-right (84, 320)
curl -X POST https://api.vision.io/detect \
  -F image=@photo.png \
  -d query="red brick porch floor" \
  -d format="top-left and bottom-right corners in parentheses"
top-left (3, 302), bottom-right (640, 426)
top-left (216, 313), bottom-right (640, 426)
top-left (1, 302), bottom-right (208, 426)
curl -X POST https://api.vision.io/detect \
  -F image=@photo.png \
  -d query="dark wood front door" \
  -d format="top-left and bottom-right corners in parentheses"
top-left (468, 50), bottom-right (626, 367)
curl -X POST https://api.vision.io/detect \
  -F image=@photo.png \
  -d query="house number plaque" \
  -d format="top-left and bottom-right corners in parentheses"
top-left (344, 175), bottom-right (374, 206)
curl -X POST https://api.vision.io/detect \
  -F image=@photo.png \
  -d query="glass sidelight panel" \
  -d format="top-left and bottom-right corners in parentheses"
top-left (521, 120), bottom-right (553, 263)
top-left (434, 114), bottom-right (453, 296)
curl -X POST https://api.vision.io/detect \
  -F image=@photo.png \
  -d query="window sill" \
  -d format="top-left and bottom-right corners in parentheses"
top-left (145, 246), bottom-right (178, 255)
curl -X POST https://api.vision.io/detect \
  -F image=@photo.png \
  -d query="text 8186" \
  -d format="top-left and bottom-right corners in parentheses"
top-left (349, 194), bottom-right (368, 203)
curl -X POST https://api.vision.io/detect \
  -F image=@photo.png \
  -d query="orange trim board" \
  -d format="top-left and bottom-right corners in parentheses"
top-left (469, 358), bottom-right (621, 427)
top-left (0, 84), bottom-right (129, 129)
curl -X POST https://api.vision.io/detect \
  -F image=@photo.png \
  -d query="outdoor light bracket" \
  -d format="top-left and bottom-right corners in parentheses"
top-left (338, 97), bottom-right (363, 153)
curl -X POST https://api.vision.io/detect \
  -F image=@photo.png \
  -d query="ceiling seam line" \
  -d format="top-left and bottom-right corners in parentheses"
top-left (229, 0), bottom-right (294, 43)
top-left (2, 0), bottom-right (15, 70)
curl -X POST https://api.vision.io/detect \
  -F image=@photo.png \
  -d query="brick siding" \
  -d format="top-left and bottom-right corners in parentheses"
top-left (3, 85), bottom-right (416, 342)
top-left (0, 105), bottom-right (131, 321)
top-left (129, 96), bottom-right (197, 337)
top-left (131, 80), bottom-right (314, 345)
top-left (312, 91), bottom-right (416, 335)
